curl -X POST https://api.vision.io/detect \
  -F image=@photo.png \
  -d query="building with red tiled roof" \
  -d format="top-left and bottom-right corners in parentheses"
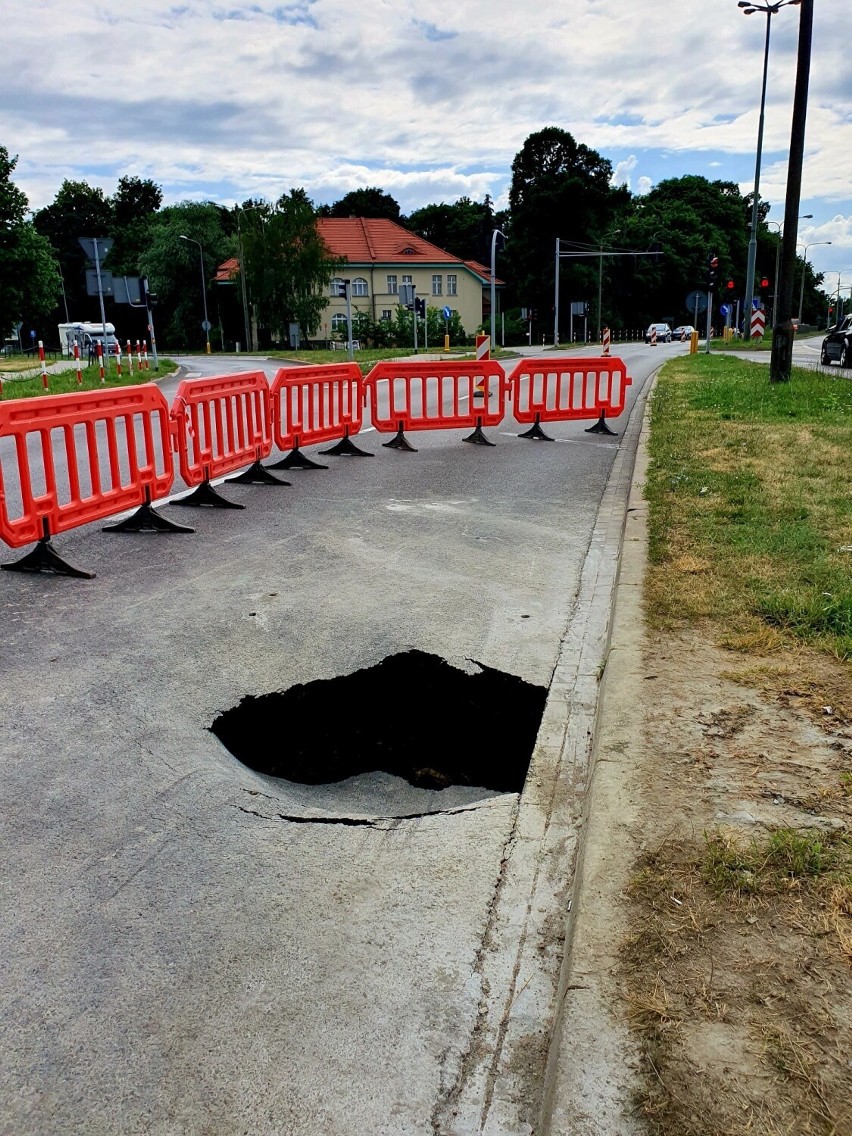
top-left (317, 218), bottom-right (503, 339)
top-left (216, 218), bottom-right (504, 345)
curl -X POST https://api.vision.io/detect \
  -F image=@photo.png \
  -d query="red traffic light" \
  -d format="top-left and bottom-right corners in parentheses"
top-left (726, 279), bottom-right (735, 291)
top-left (760, 276), bottom-right (769, 289)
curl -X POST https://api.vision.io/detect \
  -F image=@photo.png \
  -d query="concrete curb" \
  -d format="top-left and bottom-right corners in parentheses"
top-left (539, 382), bottom-right (656, 1135)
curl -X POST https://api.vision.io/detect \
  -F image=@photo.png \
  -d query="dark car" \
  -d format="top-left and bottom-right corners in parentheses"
top-left (821, 315), bottom-right (852, 368)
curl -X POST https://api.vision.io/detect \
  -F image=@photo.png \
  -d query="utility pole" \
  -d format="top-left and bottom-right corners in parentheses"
top-left (770, 0), bottom-right (813, 383)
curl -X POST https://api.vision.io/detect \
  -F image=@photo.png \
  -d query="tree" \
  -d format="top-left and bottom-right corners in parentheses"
top-left (241, 189), bottom-right (340, 344)
top-left (108, 176), bottom-right (163, 274)
top-left (505, 128), bottom-right (629, 325)
top-left (406, 197), bottom-right (499, 264)
top-left (32, 179), bottom-right (114, 319)
top-left (318, 187), bottom-right (402, 221)
top-left (139, 202), bottom-right (234, 350)
top-left (0, 147), bottom-right (60, 341)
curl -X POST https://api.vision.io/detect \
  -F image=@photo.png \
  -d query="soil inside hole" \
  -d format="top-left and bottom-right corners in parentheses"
top-left (210, 649), bottom-right (547, 792)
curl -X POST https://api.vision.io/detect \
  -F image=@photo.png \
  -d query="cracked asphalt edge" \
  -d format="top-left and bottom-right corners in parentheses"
top-left (432, 369), bottom-right (659, 1136)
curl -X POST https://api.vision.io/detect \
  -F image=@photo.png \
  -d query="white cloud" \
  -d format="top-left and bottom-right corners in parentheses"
top-left (3, 0), bottom-right (847, 278)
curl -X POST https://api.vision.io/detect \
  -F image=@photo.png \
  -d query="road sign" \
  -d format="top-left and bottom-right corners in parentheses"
top-left (685, 290), bottom-right (708, 314)
top-left (750, 310), bottom-right (766, 339)
top-left (112, 276), bottom-right (142, 305)
top-left (86, 269), bottom-right (114, 297)
top-left (442, 306), bottom-right (452, 321)
top-left (719, 304), bottom-right (730, 317)
top-left (201, 320), bottom-right (212, 332)
top-left (78, 237), bottom-right (113, 262)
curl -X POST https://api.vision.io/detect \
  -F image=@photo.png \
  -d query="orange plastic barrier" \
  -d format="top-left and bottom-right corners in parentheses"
top-left (269, 362), bottom-right (370, 468)
top-left (363, 359), bottom-right (509, 450)
top-left (0, 385), bottom-right (181, 577)
top-left (507, 355), bottom-right (632, 439)
top-left (170, 370), bottom-right (286, 507)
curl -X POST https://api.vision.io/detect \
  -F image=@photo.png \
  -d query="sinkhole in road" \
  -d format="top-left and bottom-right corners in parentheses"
top-left (211, 649), bottom-right (547, 792)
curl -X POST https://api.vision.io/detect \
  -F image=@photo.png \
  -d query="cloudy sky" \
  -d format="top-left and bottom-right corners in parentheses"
top-left (4, 0), bottom-right (850, 290)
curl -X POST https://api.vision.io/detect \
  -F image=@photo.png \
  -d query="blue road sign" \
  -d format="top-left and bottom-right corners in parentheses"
top-left (719, 304), bottom-right (730, 317)
top-left (442, 306), bottom-right (452, 320)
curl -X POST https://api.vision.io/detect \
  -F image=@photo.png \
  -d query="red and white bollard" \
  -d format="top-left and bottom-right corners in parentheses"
top-left (114, 340), bottom-right (122, 378)
top-left (126, 340), bottom-right (134, 376)
top-left (650, 327), bottom-right (658, 347)
top-left (142, 340), bottom-right (149, 370)
top-left (74, 342), bottom-right (83, 385)
top-left (97, 342), bottom-right (105, 383)
top-left (136, 340), bottom-right (143, 372)
top-left (601, 326), bottom-right (611, 357)
top-left (39, 340), bottom-right (49, 390)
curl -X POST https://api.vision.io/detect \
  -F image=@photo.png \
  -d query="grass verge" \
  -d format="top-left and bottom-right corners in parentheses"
top-left (0, 360), bottom-right (177, 400)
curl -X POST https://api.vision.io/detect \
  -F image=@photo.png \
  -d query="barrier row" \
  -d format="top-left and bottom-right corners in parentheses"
top-left (0, 356), bottom-right (631, 578)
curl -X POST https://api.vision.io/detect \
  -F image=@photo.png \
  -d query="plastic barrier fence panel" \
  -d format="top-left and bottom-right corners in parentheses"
top-left (269, 363), bottom-right (367, 465)
top-left (507, 356), bottom-right (632, 439)
top-left (170, 371), bottom-right (280, 503)
top-left (363, 360), bottom-right (508, 449)
top-left (0, 385), bottom-right (176, 575)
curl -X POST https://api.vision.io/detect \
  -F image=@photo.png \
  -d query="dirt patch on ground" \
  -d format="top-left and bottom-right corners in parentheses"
top-left (619, 629), bottom-right (852, 1136)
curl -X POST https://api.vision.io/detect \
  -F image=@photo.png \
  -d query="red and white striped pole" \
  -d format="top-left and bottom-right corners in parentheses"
top-left (136, 340), bottom-right (143, 371)
top-left (142, 340), bottom-right (149, 370)
top-left (601, 326), bottom-right (611, 357)
top-left (114, 340), bottom-right (122, 378)
top-left (97, 342), bottom-right (105, 383)
top-left (126, 339), bottom-right (133, 377)
top-left (74, 342), bottom-right (83, 385)
top-left (39, 340), bottom-right (49, 390)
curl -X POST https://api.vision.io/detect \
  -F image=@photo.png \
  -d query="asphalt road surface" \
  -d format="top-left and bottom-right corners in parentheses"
top-left (2, 344), bottom-right (666, 1134)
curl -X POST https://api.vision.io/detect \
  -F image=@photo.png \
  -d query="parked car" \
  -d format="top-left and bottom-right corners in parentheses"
top-left (645, 322), bottom-right (672, 343)
top-left (672, 325), bottom-right (695, 341)
top-left (821, 315), bottom-right (852, 368)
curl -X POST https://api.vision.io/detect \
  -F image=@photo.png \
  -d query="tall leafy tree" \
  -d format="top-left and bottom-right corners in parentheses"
top-left (0, 147), bottom-right (60, 341)
top-left (109, 176), bottom-right (163, 274)
top-left (32, 179), bottom-right (114, 319)
top-left (241, 189), bottom-right (340, 343)
top-left (505, 127), bottom-right (629, 323)
top-left (139, 202), bottom-right (234, 350)
top-left (406, 196), bottom-right (499, 264)
top-left (318, 187), bottom-right (401, 221)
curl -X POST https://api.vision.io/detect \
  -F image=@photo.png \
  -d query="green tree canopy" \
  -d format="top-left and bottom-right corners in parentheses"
top-left (319, 187), bottom-right (402, 221)
top-left (0, 147), bottom-right (60, 340)
top-left (406, 196), bottom-right (500, 264)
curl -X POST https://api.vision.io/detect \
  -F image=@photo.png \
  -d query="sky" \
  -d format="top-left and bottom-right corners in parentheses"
top-left (4, 0), bottom-right (851, 295)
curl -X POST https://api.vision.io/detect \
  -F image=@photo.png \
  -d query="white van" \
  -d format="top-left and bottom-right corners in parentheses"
top-left (58, 321), bottom-right (119, 357)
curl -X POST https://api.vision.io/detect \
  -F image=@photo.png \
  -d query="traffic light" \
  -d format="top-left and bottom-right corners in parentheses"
top-left (140, 276), bottom-right (158, 307)
top-left (726, 279), bottom-right (735, 293)
top-left (414, 297), bottom-right (425, 318)
top-left (528, 308), bottom-right (537, 322)
top-left (760, 276), bottom-right (769, 290)
top-left (706, 254), bottom-right (719, 290)
top-left (336, 280), bottom-right (348, 297)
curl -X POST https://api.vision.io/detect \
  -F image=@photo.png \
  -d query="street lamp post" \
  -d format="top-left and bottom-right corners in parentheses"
top-left (738, 0), bottom-right (800, 334)
top-left (235, 211), bottom-right (253, 353)
top-left (796, 240), bottom-right (831, 322)
top-left (490, 229), bottom-right (506, 352)
top-left (768, 213), bottom-right (811, 326)
top-left (179, 234), bottom-right (211, 354)
top-left (597, 230), bottom-right (620, 344)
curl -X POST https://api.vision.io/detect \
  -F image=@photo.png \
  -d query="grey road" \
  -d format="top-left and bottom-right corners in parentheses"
top-left (2, 344), bottom-right (665, 1134)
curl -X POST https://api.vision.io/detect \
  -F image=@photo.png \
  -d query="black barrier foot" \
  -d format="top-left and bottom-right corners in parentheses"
top-left (462, 421), bottom-right (495, 447)
top-left (518, 415), bottom-right (554, 441)
top-left (382, 426), bottom-right (417, 452)
top-left (171, 481), bottom-right (246, 509)
top-left (268, 447), bottom-right (328, 471)
top-left (103, 502), bottom-right (195, 534)
top-left (584, 413), bottom-right (618, 436)
top-left (319, 433), bottom-right (373, 457)
top-left (2, 537), bottom-right (95, 579)
top-left (226, 461), bottom-right (291, 486)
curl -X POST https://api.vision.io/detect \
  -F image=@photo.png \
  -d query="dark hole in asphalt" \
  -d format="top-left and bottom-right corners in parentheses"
top-left (210, 649), bottom-right (547, 792)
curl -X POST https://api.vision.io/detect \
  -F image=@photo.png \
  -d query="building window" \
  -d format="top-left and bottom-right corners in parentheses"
top-left (330, 277), bottom-right (346, 297)
top-left (386, 275), bottom-right (398, 294)
top-left (352, 277), bottom-right (368, 296)
top-left (432, 275), bottom-right (442, 296)
top-left (381, 309), bottom-right (392, 321)
top-left (447, 274), bottom-right (457, 296)
top-left (331, 314), bottom-right (348, 333)
top-left (402, 274), bottom-right (412, 287)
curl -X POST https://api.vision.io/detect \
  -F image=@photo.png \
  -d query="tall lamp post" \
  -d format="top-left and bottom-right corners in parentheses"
top-left (738, 0), bottom-right (800, 333)
top-left (179, 234), bottom-right (211, 354)
top-left (597, 229), bottom-right (620, 344)
top-left (490, 228), bottom-right (507, 351)
top-left (797, 240), bottom-right (830, 322)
